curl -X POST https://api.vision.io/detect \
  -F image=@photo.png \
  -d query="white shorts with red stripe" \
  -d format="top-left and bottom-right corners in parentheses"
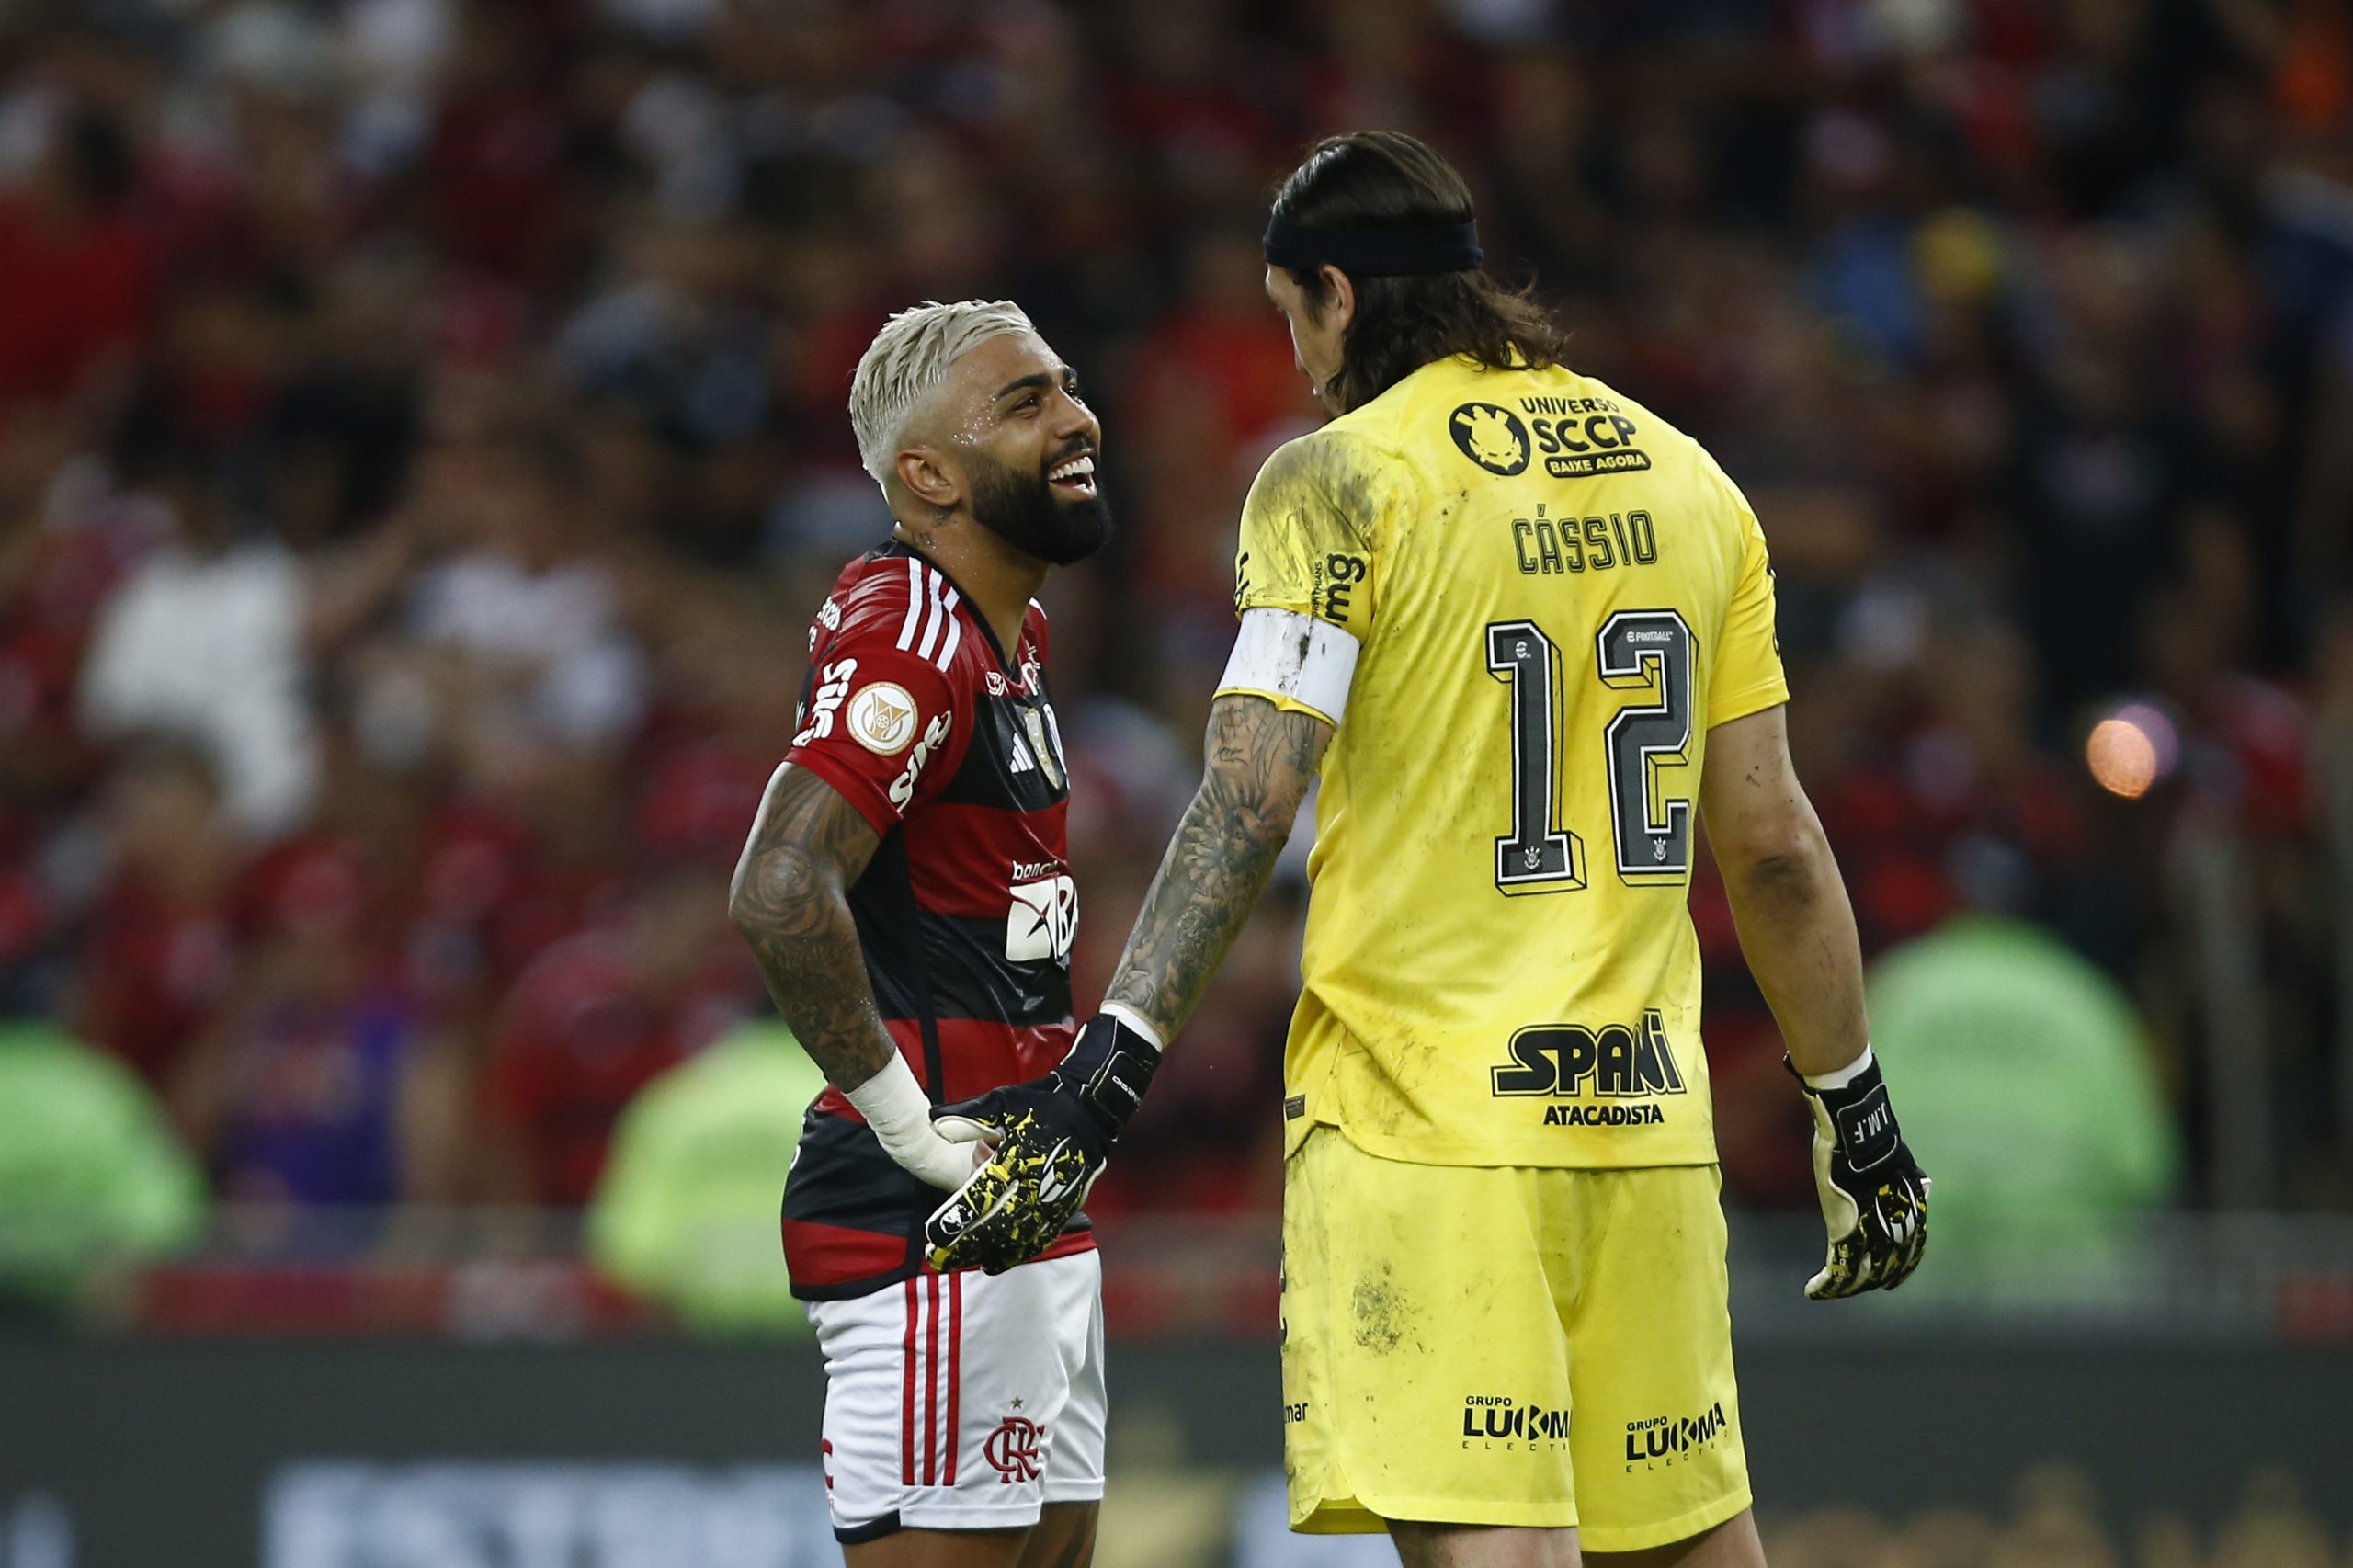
top-left (805, 1250), bottom-right (1107, 1543)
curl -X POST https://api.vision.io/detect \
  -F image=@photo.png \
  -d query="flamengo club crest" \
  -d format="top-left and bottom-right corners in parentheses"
top-left (983, 1415), bottom-right (1044, 1483)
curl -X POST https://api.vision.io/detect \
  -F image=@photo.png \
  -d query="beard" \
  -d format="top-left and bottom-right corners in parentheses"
top-left (967, 450), bottom-right (1112, 566)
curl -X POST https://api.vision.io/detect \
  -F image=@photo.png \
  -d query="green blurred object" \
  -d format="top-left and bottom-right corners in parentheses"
top-left (0, 1020), bottom-right (206, 1305)
top-left (586, 1021), bottom-right (830, 1335)
top-left (1869, 916), bottom-right (2181, 1304)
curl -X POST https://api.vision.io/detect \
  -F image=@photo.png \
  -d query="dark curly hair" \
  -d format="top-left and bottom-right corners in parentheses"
top-left (1271, 131), bottom-right (1568, 413)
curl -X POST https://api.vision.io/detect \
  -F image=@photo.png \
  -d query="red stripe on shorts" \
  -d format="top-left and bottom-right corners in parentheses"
top-left (945, 1271), bottom-right (962, 1485)
top-left (901, 1278), bottom-right (917, 1486)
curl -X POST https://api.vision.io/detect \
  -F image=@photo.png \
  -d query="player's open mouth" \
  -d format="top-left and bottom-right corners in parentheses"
top-left (1046, 452), bottom-right (1097, 498)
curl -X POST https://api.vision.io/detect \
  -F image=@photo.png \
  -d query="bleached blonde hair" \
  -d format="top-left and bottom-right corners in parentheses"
top-left (849, 299), bottom-right (1038, 492)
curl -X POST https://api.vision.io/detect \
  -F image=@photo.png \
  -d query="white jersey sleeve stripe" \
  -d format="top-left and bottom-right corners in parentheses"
top-left (896, 557), bottom-right (925, 651)
top-left (916, 569), bottom-right (947, 661)
top-left (935, 592), bottom-right (962, 670)
top-left (1217, 608), bottom-right (1358, 724)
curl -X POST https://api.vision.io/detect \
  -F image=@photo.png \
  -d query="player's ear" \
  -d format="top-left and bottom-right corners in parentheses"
top-left (1320, 265), bottom-right (1357, 333)
top-left (894, 445), bottom-right (960, 511)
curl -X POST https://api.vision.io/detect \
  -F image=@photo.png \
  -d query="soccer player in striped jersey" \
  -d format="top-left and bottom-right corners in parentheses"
top-left (730, 300), bottom-right (1108, 1565)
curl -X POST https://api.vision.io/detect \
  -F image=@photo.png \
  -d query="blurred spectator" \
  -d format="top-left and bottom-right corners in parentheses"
top-left (585, 1019), bottom-right (826, 1335)
top-left (482, 870), bottom-right (754, 1206)
top-left (68, 735), bottom-right (242, 1090)
top-left (0, 1010), bottom-right (204, 1309)
top-left (1870, 915), bottom-right (2182, 1299)
top-left (173, 834), bottom-right (468, 1207)
top-left (0, 108), bottom-right (155, 420)
top-left (402, 428), bottom-right (649, 762)
top-left (77, 456), bottom-right (318, 839)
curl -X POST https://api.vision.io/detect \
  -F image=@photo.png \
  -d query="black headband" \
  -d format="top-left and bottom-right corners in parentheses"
top-left (1263, 216), bottom-right (1483, 277)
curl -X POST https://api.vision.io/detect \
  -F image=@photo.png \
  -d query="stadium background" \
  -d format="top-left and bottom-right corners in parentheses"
top-left (2, 0), bottom-right (2351, 1562)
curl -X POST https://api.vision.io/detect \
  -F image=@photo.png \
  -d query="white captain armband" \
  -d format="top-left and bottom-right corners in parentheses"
top-left (1216, 608), bottom-right (1359, 725)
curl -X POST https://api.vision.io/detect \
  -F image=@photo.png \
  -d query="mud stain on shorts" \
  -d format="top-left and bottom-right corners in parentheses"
top-left (1352, 1262), bottom-right (1413, 1354)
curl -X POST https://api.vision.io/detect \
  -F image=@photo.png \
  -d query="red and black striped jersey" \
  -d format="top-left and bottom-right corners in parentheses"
top-left (780, 543), bottom-right (1094, 1300)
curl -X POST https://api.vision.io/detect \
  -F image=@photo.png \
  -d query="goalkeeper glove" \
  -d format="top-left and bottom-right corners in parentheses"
top-left (1789, 1048), bottom-right (1929, 1300)
top-left (923, 1007), bottom-right (1163, 1275)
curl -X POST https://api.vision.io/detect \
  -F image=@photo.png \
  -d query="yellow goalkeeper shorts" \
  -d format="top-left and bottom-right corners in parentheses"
top-left (1279, 1126), bottom-right (1751, 1551)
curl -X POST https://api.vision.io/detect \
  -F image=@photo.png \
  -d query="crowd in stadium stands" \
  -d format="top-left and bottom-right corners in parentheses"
top-left (0, 0), bottom-right (2348, 1234)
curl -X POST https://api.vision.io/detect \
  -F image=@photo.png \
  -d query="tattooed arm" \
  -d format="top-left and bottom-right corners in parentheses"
top-left (1106, 694), bottom-right (1333, 1042)
top-left (923, 692), bottom-right (1329, 1272)
top-left (729, 762), bottom-right (980, 1188)
top-left (728, 762), bottom-right (895, 1088)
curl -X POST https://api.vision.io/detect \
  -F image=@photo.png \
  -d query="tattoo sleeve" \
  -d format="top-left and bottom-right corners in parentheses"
top-left (1107, 694), bottom-right (1332, 1040)
top-left (727, 763), bottom-right (898, 1092)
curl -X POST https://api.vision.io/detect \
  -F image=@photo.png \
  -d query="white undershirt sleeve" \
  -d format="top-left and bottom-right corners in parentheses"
top-left (1215, 608), bottom-right (1360, 726)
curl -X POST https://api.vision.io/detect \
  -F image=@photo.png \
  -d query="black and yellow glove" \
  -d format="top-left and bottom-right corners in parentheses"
top-left (1790, 1049), bottom-right (1930, 1299)
top-left (924, 1010), bottom-right (1162, 1275)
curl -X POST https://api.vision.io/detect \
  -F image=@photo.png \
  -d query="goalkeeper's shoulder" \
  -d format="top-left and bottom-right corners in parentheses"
top-left (1243, 421), bottom-right (1419, 541)
top-left (1249, 420), bottom-right (1399, 490)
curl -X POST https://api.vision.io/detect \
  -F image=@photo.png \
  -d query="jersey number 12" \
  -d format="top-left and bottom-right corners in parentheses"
top-left (1485, 609), bottom-right (1693, 895)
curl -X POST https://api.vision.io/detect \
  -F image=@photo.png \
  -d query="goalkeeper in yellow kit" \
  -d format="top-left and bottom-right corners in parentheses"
top-left (926, 131), bottom-right (1930, 1567)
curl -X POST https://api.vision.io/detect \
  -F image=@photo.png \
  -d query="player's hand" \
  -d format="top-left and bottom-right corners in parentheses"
top-left (845, 1055), bottom-right (996, 1192)
top-left (870, 1092), bottom-right (996, 1190)
top-left (923, 1011), bottom-right (1163, 1274)
top-left (1789, 1051), bottom-right (1929, 1300)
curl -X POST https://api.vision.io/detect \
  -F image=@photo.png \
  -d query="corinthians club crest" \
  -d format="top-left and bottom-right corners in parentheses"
top-left (1450, 402), bottom-right (1530, 475)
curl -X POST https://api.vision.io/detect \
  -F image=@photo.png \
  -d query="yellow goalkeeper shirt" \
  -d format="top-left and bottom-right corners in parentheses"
top-left (1221, 355), bottom-right (1787, 1168)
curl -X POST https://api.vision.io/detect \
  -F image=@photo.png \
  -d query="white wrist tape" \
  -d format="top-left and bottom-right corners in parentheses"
top-left (1099, 1001), bottom-right (1165, 1051)
top-left (1217, 608), bottom-right (1359, 724)
top-left (1802, 1044), bottom-right (1875, 1092)
top-left (845, 1053), bottom-right (932, 1142)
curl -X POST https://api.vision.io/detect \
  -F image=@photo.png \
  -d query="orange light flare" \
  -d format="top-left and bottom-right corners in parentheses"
top-left (2085, 704), bottom-right (2177, 800)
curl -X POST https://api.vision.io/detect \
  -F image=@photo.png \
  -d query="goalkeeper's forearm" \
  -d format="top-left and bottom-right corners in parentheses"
top-left (1104, 695), bottom-right (1328, 1041)
top-left (1715, 810), bottom-right (1870, 1082)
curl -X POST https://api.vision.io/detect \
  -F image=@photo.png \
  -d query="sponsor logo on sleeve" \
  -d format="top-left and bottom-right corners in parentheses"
top-left (791, 658), bottom-right (858, 746)
top-left (847, 681), bottom-right (918, 755)
top-left (1312, 552), bottom-right (1367, 623)
top-left (807, 597), bottom-right (842, 652)
top-left (886, 712), bottom-right (953, 809)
